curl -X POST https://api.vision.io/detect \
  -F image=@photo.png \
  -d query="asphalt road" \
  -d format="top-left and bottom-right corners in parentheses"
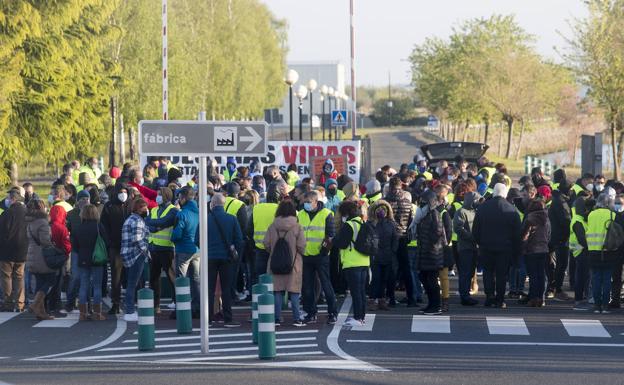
top-left (368, 127), bottom-right (439, 171)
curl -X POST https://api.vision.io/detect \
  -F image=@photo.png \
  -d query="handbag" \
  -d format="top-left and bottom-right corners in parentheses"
top-left (213, 213), bottom-right (239, 262)
top-left (92, 224), bottom-right (108, 266)
top-left (28, 225), bottom-right (66, 270)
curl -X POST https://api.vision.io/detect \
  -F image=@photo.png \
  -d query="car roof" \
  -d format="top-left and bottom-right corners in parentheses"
top-left (420, 142), bottom-right (489, 163)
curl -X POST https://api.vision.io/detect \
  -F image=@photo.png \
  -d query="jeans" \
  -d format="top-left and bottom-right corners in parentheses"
top-left (526, 253), bottom-right (547, 300)
top-left (480, 250), bottom-right (510, 303)
top-left (397, 238), bottom-right (414, 303)
top-left (302, 254), bottom-right (337, 317)
top-left (0, 261), bottom-right (25, 310)
top-left (457, 249), bottom-right (477, 300)
top-left (149, 249), bottom-right (176, 307)
top-left (125, 254), bottom-right (147, 314)
top-left (574, 252), bottom-right (591, 301)
top-left (176, 252), bottom-right (200, 311)
top-left (407, 247), bottom-right (423, 301)
top-left (109, 248), bottom-right (124, 306)
top-left (547, 245), bottom-right (569, 292)
top-left (509, 254), bottom-right (527, 293)
top-left (419, 270), bottom-right (441, 310)
top-left (275, 291), bottom-right (301, 322)
top-left (65, 252), bottom-right (80, 308)
top-left (345, 266), bottom-right (367, 321)
top-left (208, 259), bottom-right (233, 322)
top-left (592, 267), bottom-right (612, 306)
top-left (371, 263), bottom-right (393, 300)
top-left (34, 273), bottom-right (57, 295)
top-left (78, 266), bottom-right (103, 305)
top-left (254, 249), bottom-right (269, 279)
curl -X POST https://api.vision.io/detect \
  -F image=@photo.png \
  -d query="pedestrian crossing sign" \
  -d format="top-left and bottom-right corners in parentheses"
top-left (331, 110), bottom-right (348, 126)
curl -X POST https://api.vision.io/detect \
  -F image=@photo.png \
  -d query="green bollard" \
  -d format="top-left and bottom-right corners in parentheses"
top-left (259, 273), bottom-right (273, 294)
top-left (175, 277), bottom-right (192, 334)
top-left (137, 288), bottom-right (155, 351)
top-left (252, 284), bottom-right (268, 345)
top-left (258, 293), bottom-right (276, 360)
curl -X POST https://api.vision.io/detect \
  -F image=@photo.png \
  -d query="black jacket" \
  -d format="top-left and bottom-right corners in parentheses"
top-left (548, 190), bottom-right (571, 248)
top-left (384, 189), bottom-right (412, 238)
top-left (100, 184), bottom-right (129, 249)
top-left (472, 196), bottom-right (521, 257)
top-left (416, 206), bottom-right (445, 271)
top-left (0, 203), bottom-right (28, 262)
top-left (372, 218), bottom-right (399, 265)
top-left (522, 208), bottom-right (551, 255)
top-left (71, 220), bottom-right (99, 267)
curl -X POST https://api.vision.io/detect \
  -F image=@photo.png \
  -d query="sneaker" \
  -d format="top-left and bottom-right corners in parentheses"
top-left (343, 318), bottom-right (364, 327)
top-left (554, 291), bottom-right (570, 302)
top-left (292, 320), bottom-right (306, 327)
top-left (224, 320), bottom-right (241, 328)
top-left (495, 301), bottom-right (507, 309)
top-left (303, 315), bottom-right (317, 324)
top-left (123, 312), bottom-right (138, 322)
top-left (593, 305), bottom-right (602, 314)
top-left (546, 291), bottom-right (555, 299)
top-left (275, 319), bottom-right (281, 327)
top-left (447, 270), bottom-right (456, 277)
top-left (601, 308), bottom-right (611, 314)
top-left (326, 314), bottom-right (337, 325)
top-left (423, 308), bottom-right (442, 315)
top-left (167, 302), bottom-right (176, 310)
top-left (588, 297), bottom-right (595, 304)
top-left (573, 301), bottom-right (588, 311)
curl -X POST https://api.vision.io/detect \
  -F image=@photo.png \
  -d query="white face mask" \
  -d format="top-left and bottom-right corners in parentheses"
top-left (586, 183), bottom-right (594, 192)
top-left (595, 183), bottom-right (605, 192)
top-left (118, 192), bottom-right (128, 203)
top-left (341, 216), bottom-right (347, 223)
top-left (320, 196), bottom-right (328, 204)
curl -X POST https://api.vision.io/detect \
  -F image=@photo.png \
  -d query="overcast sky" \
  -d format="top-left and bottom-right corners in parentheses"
top-left (261, 0), bottom-right (588, 86)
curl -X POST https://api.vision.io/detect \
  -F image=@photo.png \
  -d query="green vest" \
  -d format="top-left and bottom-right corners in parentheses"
top-left (366, 192), bottom-right (382, 204)
top-left (225, 196), bottom-right (245, 217)
top-left (286, 170), bottom-right (300, 187)
top-left (223, 169), bottom-right (238, 183)
top-left (298, 208), bottom-right (331, 256)
top-left (552, 182), bottom-right (560, 191)
top-left (450, 201), bottom-right (462, 242)
top-left (569, 214), bottom-right (587, 257)
top-left (571, 184), bottom-right (584, 196)
top-left (337, 190), bottom-right (345, 201)
top-left (253, 203), bottom-right (278, 249)
top-left (479, 166), bottom-right (497, 185)
top-left (421, 171), bottom-right (433, 181)
top-left (587, 208), bottom-right (613, 251)
top-left (340, 218), bottom-right (370, 268)
top-left (517, 208), bottom-right (524, 223)
top-left (0, 207), bottom-right (4, 216)
top-left (148, 204), bottom-right (176, 247)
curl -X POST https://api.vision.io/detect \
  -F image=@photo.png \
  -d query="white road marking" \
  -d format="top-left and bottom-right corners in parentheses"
top-left (349, 314), bottom-right (375, 331)
top-left (133, 328), bottom-right (226, 334)
top-left (157, 351), bottom-right (324, 363)
top-left (248, 358), bottom-right (383, 370)
top-left (486, 317), bottom-right (529, 335)
top-left (346, 339), bottom-right (624, 347)
top-left (0, 312), bottom-right (20, 325)
top-left (98, 337), bottom-right (316, 352)
top-left (122, 329), bottom-right (318, 343)
top-left (33, 313), bottom-right (79, 328)
top-left (411, 316), bottom-right (451, 334)
top-left (561, 319), bottom-right (611, 338)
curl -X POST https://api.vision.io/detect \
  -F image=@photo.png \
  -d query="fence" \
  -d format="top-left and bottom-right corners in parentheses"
top-left (525, 156), bottom-right (556, 176)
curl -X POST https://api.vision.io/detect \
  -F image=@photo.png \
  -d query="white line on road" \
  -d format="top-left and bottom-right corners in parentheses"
top-left (348, 314), bottom-right (375, 331)
top-left (346, 339), bottom-right (624, 347)
top-left (0, 312), bottom-right (20, 325)
top-left (486, 317), bottom-right (530, 335)
top-left (132, 328), bottom-right (226, 335)
top-left (33, 314), bottom-right (80, 328)
top-left (561, 319), bottom-right (611, 338)
top-left (411, 316), bottom-right (451, 334)
top-left (158, 350), bottom-right (325, 363)
top-left (122, 329), bottom-right (318, 343)
top-left (99, 337), bottom-right (316, 352)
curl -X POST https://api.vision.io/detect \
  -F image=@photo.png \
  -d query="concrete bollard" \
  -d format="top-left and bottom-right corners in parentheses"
top-left (258, 293), bottom-right (276, 360)
top-left (259, 273), bottom-right (274, 294)
top-left (175, 277), bottom-right (192, 334)
top-left (138, 288), bottom-right (155, 351)
top-left (252, 283), bottom-right (268, 345)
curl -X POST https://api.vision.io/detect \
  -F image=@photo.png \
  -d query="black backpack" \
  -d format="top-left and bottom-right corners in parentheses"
top-left (270, 230), bottom-right (295, 274)
top-left (351, 219), bottom-right (379, 256)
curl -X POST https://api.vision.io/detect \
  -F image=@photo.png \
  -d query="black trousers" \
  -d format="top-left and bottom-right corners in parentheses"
top-left (611, 252), bottom-right (624, 303)
top-left (208, 259), bottom-right (233, 322)
top-left (546, 245), bottom-right (569, 292)
top-left (397, 237), bottom-right (414, 303)
top-left (480, 251), bottom-right (510, 303)
top-left (149, 249), bottom-right (176, 307)
top-left (109, 248), bottom-right (124, 306)
top-left (419, 270), bottom-right (440, 310)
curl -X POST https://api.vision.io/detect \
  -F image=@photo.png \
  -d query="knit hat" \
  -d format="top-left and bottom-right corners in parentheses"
top-left (109, 166), bottom-right (121, 179)
top-left (365, 179), bottom-right (381, 194)
top-left (77, 189), bottom-right (91, 201)
top-left (324, 178), bottom-right (337, 190)
top-left (492, 183), bottom-right (508, 199)
top-left (537, 185), bottom-right (552, 202)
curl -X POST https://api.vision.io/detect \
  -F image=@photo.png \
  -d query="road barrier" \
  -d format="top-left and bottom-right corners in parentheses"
top-left (252, 283), bottom-right (268, 344)
top-left (525, 156), bottom-right (556, 176)
top-left (175, 277), bottom-right (192, 334)
top-left (137, 288), bottom-right (155, 351)
top-left (259, 273), bottom-right (273, 294)
top-left (257, 292), bottom-right (276, 360)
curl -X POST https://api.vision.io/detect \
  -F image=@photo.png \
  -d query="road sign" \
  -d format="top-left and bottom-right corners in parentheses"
top-left (138, 120), bottom-right (267, 156)
top-left (427, 115), bottom-right (439, 128)
top-left (331, 110), bottom-right (348, 126)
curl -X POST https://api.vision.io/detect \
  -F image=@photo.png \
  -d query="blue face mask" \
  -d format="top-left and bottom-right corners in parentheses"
top-left (615, 204), bottom-right (624, 213)
top-left (303, 202), bottom-right (314, 212)
top-left (156, 195), bottom-right (163, 205)
top-left (418, 166), bottom-right (426, 173)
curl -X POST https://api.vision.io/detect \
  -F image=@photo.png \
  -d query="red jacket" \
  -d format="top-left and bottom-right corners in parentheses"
top-left (129, 181), bottom-right (158, 209)
top-left (49, 205), bottom-right (71, 256)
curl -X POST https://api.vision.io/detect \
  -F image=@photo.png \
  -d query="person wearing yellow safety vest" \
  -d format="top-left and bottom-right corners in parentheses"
top-left (223, 182), bottom-right (248, 303)
top-left (333, 200), bottom-right (370, 326)
top-left (586, 193), bottom-right (618, 313)
top-left (453, 191), bottom-right (482, 306)
top-left (569, 197), bottom-right (592, 310)
top-left (79, 157), bottom-right (102, 183)
top-left (570, 174), bottom-right (593, 203)
top-left (48, 185), bottom-right (73, 214)
top-left (364, 180), bottom-right (383, 205)
top-left (609, 194), bottom-right (624, 309)
top-left (434, 184), bottom-right (453, 312)
top-left (222, 157), bottom-right (238, 183)
top-left (145, 187), bottom-right (179, 314)
top-left (416, 158), bottom-right (433, 181)
top-left (286, 164), bottom-right (300, 188)
top-left (298, 190), bottom-right (337, 325)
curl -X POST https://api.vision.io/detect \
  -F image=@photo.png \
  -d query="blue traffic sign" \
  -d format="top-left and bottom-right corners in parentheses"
top-left (331, 110), bottom-right (348, 126)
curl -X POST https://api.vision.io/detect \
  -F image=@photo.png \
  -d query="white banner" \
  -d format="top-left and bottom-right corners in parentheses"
top-left (141, 140), bottom-right (361, 185)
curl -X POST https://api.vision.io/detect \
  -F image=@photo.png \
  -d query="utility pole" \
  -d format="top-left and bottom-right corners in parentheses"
top-left (162, 0), bottom-right (168, 121)
top-left (349, 0), bottom-right (357, 139)
top-left (388, 71), bottom-right (393, 127)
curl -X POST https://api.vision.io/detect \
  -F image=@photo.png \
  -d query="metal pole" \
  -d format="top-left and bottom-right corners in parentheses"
top-left (162, 0), bottom-right (168, 120)
top-left (198, 110), bottom-right (209, 353)
top-left (328, 97), bottom-right (333, 141)
top-left (349, 0), bottom-right (357, 139)
top-left (322, 98), bottom-right (325, 141)
top-left (289, 86), bottom-right (294, 140)
top-left (110, 97), bottom-right (115, 167)
top-left (309, 91), bottom-right (314, 141)
top-left (298, 99), bottom-right (303, 141)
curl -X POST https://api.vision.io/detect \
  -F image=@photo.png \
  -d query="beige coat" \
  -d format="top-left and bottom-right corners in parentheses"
top-left (264, 216), bottom-right (306, 293)
top-left (26, 214), bottom-right (56, 274)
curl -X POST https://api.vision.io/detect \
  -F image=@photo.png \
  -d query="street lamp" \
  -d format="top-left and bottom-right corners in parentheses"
top-left (307, 79), bottom-right (317, 140)
top-left (295, 85), bottom-right (308, 141)
top-left (285, 69), bottom-right (299, 140)
top-left (328, 87), bottom-right (335, 141)
top-left (320, 85), bottom-right (328, 141)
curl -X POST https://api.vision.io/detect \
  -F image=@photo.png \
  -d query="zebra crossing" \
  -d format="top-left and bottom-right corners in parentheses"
top-left (0, 311), bottom-right (82, 328)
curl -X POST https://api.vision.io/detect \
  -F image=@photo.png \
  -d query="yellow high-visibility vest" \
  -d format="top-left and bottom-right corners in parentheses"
top-left (252, 203), bottom-right (278, 249)
top-left (569, 213), bottom-right (588, 257)
top-left (148, 204), bottom-right (176, 247)
top-left (298, 208), bottom-right (331, 256)
top-left (223, 169), bottom-right (238, 183)
top-left (225, 197), bottom-right (245, 217)
top-left (366, 192), bottom-right (382, 205)
top-left (286, 170), bottom-right (300, 187)
top-left (340, 218), bottom-right (370, 269)
top-left (450, 201), bottom-right (462, 242)
top-left (587, 208), bottom-right (613, 251)
top-left (571, 184), bottom-right (584, 196)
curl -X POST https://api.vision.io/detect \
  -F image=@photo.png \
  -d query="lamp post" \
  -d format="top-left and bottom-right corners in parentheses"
top-left (328, 87), bottom-right (335, 141)
top-left (285, 69), bottom-right (299, 140)
top-left (307, 79), bottom-right (317, 140)
top-left (320, 85), bottom-right (328, 141)
top-left (295, 85), bottom-right (308, 141)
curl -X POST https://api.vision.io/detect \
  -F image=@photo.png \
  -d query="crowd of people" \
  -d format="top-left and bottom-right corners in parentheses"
top-left (0, 153), bottom-right (623, 328)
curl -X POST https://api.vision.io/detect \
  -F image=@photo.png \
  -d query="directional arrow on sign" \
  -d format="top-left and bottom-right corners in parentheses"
top-left (240, 126), bottom-right (262, 151)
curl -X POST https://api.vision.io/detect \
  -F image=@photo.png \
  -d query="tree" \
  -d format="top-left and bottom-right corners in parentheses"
top-left (370, 97), bottom-right (416, 126)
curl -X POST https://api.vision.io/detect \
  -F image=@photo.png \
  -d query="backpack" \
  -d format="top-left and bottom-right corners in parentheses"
top-left (351, 219), bottom-right (379, 256)
top-left (270, 230), bottom-right (295, 274)
top-left (604, 213), bottom-right (624, 252)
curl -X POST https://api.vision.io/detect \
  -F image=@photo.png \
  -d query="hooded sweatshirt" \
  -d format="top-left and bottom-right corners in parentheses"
top-left (319, 159), bottom-right (338, 186)
top-left (171, 199), bottom-right (199, 254)
top-left (453, 191), bottom-right (481, 252)
top-left (100, 182), bottom-right (130, 249)
top-left (50, 205), bottom-right (71, 257)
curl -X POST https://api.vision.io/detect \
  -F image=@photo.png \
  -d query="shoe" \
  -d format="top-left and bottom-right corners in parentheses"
top-left (507, 291), bottom-right (520, 299)
top-left (554, 291), bottom-right (570, 302)
top-left (29, 292), bottom-right (54, 320)
top-left (275, 319), bottom-right (281, 327)
top-left (388, 299), bottom-right (397, 308)
top-left (92, 304), bottom-right (106, 321)
top-left (224, 320), bottom-right (241, 328)
top-left (546, 291), bottom-right (555, 299)
top-left (107, 304), bottom-right (120, 315)
top-left (593, 305), bottom-right (602, 314)
top-left (377, 298), bottom-right (389, 311)
top-left (448, 270), bottom-right (456, 277)
top-left (495, 301), bottom-right (507, 309)
top-left (607, 301), bottom-right (621, 309)
top-left (166, 302), bottom-right (176, 309)
top-left (79, 304), bottom-right (88, 321)
top-left (476, 270), bottom-right (483, 276)
top-left (588, 297), bottom-right (595, 304)
top-left (441, 299), bottom-right (449, 312)
top-left (423, 308), bottom-right (442, 315)
top-left (419, 306), bottom-right (432, 314)
top-left (573, 301), bottom-right (588, 311)
top-left (327, 314), bottom-right (337, 325)
top-left (461, 298), bottom-right (478, 306)
top-left (601, 308), bottom-right (611, 314)
top-left (123, 312), bottom-right (138, 322)
top-left (343, 318), bottom-right (364, 327)
top-left (303, 315), bottom-right (317, 324)
top-left (292, 320), bottom-right (306, 327)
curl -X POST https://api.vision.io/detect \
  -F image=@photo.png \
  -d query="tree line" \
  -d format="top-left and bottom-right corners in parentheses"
top-left (0, 0), bottom-right (287, 184)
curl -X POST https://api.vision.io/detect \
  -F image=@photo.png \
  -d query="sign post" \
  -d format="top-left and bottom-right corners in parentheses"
top-left (139, 119), bottom-right (268, 354)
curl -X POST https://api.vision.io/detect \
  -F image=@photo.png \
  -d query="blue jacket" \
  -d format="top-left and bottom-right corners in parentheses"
top-left (171, 200), bottom-right (199, 254)
top-left (208, 206), bottom-right (243, 260)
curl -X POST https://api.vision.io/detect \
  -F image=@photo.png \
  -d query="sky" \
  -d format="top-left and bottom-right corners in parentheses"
top-left (261, 0), bottom-right (588, 87)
